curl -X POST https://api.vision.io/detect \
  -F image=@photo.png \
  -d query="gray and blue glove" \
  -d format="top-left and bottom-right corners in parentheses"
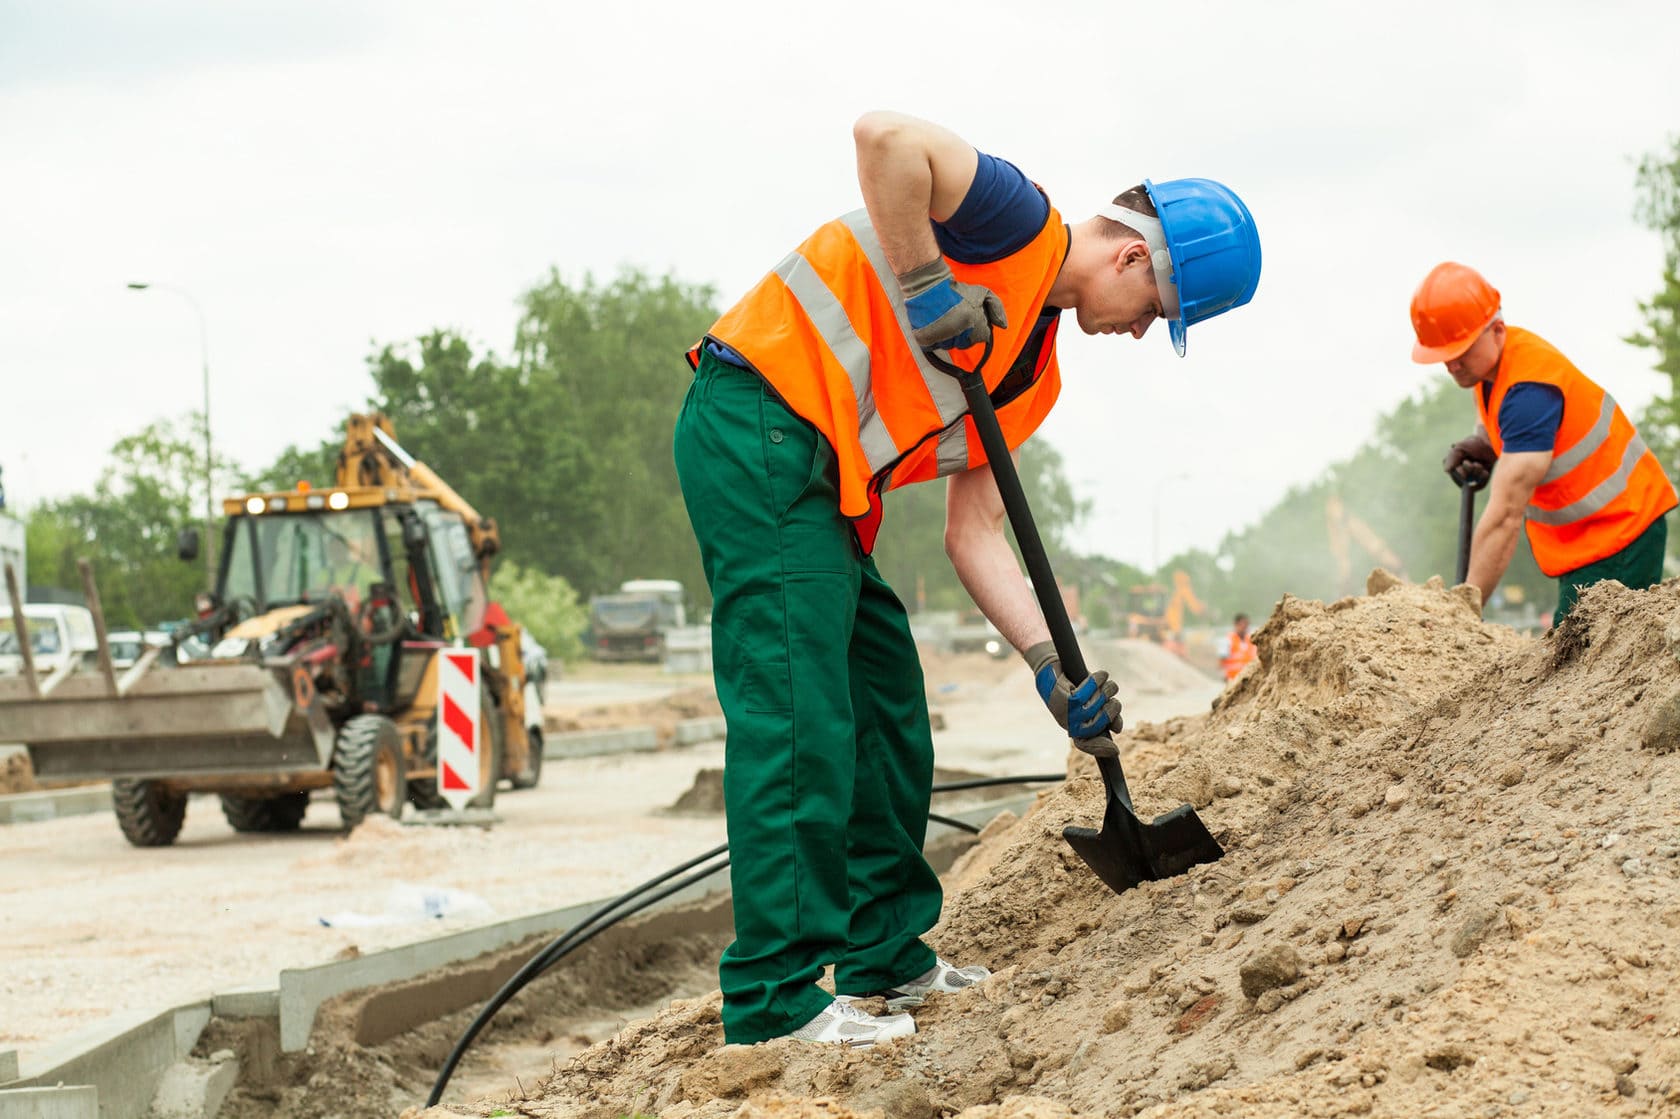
top-left (898, 258), bottom-right (1008, 352)
top-left (1024, 641), bottom-right (1122, 756)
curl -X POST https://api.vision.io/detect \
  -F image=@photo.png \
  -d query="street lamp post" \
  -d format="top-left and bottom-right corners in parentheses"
top-left (1152, 472), bottom-right (1191, 575)
top-left (127, 282), bottom-right (214, 585)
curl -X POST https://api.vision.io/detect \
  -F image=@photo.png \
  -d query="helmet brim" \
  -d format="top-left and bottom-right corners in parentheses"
top-left (1410, 333), bottom-right (1477, 365)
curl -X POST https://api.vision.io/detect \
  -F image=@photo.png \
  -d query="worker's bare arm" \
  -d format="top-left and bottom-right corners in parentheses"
top-left (854, 111), bottom-right (981, 275)
top-left (1467, 449), bottom-right (1551, 601)
top-left (944, 459), bottom-right (1050, 655)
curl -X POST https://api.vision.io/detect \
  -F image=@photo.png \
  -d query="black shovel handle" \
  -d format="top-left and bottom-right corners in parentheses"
top-left (1452, 468), bottom-right (1488, 585)
top-left (923, 346), bottom-right (1137, 810)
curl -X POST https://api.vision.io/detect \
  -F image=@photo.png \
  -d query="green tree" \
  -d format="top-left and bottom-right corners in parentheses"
top-left (27, 415), bottom-right (230, 627)
top-left (1629, 135), bottom-right (1680, 479)
top-left (489, 559), bottom-right (587, 663)
top-left (871, 438), bottom-right (1092, 613)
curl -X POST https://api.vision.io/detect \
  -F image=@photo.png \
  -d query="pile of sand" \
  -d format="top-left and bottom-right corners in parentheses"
top-left (432, 575), bottom-right (1680, 1118)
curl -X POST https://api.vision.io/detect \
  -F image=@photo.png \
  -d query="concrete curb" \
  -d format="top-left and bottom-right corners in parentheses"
top-left (543, 715), bottom-right (725, 760)
top-left (4, 1003), bottom-right (210, 1119)
top-left (0, 785), bottom-right (112, 826)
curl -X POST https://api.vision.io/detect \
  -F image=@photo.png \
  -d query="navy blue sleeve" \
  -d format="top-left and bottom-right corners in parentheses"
top-left (1498, 384), bottom-right (1565, 454)
top-left (933, 151), bottom-right (1050, 264)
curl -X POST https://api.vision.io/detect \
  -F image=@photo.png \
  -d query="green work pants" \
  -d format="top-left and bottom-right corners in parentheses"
top-left (672, 351), bottom-right (942, 1043)
top-left (1555, 512), bottom-right (1669, 620)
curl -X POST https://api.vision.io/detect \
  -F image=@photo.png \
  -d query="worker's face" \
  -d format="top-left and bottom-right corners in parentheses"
top-left (1444, 321), bottom-right (1505, 388)
top-left (1075, 239), bottom-right (1165, 339)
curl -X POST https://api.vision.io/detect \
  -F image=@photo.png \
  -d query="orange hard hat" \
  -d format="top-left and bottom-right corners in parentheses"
top-left (1409, 262), bottom-right (1501, 364)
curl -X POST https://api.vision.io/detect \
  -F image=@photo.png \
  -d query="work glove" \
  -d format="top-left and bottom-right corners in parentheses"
top-left (1024, 641), bottom-right (1122, 758)
top-left (1443, 433), bottom-right (1496, 488)
top-left (898, 258), bottom-right (1008, 353)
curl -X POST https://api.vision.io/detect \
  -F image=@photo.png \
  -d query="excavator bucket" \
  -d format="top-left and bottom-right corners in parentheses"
top-left (0, 661), bottom-right (336, 782)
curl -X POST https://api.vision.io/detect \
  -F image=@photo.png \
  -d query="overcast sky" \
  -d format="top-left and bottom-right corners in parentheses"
top-left (3, 0), bottom-right (1677, 571)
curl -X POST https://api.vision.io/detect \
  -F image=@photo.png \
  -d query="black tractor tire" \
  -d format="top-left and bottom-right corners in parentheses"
top-left (219, 791), bottom-right (310, 833)
top-left (509, 727), bottom-right (543, 790)
top-left (333, 714), bottom-right (407, 831)
top-left (112, 779), bottom-right (187, 848)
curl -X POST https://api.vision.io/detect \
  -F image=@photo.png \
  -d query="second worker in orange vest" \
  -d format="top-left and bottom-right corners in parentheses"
top-left (674, 112), bottom-right (1261, 1048)
top-left (1411, 262), bottom-right (1676, 619)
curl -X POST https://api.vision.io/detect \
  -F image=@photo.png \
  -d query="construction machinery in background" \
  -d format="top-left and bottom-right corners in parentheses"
top-left (1326, 492), bottom-right (1406, 596)
top-left (1126, 570), bottom-right (1205, 656)
top-left (587, 578), bottom-right (686, 662)
top-left (0, 414), bottom-right (546, 847)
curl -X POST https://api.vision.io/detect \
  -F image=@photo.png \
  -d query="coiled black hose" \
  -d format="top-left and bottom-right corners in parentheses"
top-left (425, 771), bottom-right (1064, 1105)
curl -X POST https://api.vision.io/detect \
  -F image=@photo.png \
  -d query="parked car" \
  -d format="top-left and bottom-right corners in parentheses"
top-left (105, 630), bottom-right (174, 671)
top-left (0, 604), bottom-right (99, 677)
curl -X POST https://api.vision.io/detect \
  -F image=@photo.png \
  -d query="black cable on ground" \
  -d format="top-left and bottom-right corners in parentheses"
top-left (426, 771), bottom-right (1066, 1105)
top-left (427, 851), bottom-right (730, 1106)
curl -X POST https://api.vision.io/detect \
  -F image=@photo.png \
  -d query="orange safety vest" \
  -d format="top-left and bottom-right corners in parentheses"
top-left (1475, 327), bottom-right (1677, 577)
top-left (1220, 631), bottom-right (1256, 680)
top-left (689, 201), bottom-right (1070, 553)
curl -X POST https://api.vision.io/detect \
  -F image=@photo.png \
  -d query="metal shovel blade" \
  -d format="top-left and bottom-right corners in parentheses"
top-left (1063, 755), bottom-right (1224, 894)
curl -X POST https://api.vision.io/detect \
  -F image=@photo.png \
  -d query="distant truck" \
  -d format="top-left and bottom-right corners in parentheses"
top-left (588, 579), bottom-right (686, 662)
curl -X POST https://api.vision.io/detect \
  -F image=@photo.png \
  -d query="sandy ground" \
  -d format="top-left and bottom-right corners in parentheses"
top-left (419, 576), bottom-right (1680, 1119)
top-left (0, 644), bottom-right (1219, 1064)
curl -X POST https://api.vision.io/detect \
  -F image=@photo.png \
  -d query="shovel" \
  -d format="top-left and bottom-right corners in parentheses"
top-left (924, 346), bottom-right (1224, 895)
top-left (1452, 466), bottom-right (1489, 585)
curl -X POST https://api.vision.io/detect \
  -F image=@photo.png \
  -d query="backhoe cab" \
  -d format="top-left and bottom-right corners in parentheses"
top-left (0, 414), bottom-right (546, 847)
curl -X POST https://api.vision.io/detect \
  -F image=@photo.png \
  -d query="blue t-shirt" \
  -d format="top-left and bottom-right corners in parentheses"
top-left (1482, 382), bottom-right (1564, 453)
top-left (933, 152), bottom-right (1050, 264)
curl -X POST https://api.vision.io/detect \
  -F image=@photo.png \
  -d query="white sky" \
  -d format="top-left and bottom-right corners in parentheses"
top-left (3, 0), bottom-right (1677, 570)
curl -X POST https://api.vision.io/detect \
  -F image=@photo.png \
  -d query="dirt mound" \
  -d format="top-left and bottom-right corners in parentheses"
top-left (433, 577), bottom-right (1680, 1118)
top-left (545, 686), bottom-right (722, 748)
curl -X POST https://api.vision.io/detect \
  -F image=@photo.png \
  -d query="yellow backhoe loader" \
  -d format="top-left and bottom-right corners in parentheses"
top-left (0, 414), bottom-right (545, 846)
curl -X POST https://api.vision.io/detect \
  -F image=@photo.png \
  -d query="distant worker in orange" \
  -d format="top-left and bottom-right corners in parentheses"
top-left (1219, 613), bottom-right (1256, 680)
top-left (1411, 262), bottom-right (1676, 619)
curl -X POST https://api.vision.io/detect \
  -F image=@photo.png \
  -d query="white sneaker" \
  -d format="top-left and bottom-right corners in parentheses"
top-left (861, 957), bottom-right (992, 1011)
top-left (786, 998), bottom-right (916, 1045)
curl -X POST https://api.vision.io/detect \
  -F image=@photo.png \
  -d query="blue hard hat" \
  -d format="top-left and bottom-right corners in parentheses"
top-left (1144, 177), bottom-right (1261, 357)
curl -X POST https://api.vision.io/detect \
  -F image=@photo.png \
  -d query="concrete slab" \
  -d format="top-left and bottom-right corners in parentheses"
top-left (0, 1050), bottom-right (16, 1083)
top-left (148, 1056), bottom-right (238, 1119)
top-left (402, 807), bottom-right (501, 828)
top-left (673, 716), bottom-right (725, 745)
top-left (0, 1086), bottom-right (99, 1119)
top-left (208, 988), bottom-right (279, 1021)
top-left (0, 785), bottom-right (112, 826)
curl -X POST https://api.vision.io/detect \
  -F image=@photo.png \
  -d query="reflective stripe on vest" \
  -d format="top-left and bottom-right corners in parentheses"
top-left (1475, 326), bottom-right (1677, 574)
top-left (700, 199), bottom-right (1069, 525)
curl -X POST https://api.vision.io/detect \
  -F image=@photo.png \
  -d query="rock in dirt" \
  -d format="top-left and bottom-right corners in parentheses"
top-left (1366, 568), bottom-right (1404, 596)
top-left (1640, 687), bottom-right (1680, 754)
top-left (1239, 944), bottom-right (1303, 999)
top-left (1450, 902), bottom-right (1499, 958)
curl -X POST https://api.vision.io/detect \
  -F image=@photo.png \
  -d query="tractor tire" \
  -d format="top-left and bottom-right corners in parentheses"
top-left (220, 791), bottom-right (310, 833)
top-left (509, 727), bottom-right (543, 790)
top-left (112, 779), bottom-right (187, 848)
top-left (333, 714), bottom-right (407, 831)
